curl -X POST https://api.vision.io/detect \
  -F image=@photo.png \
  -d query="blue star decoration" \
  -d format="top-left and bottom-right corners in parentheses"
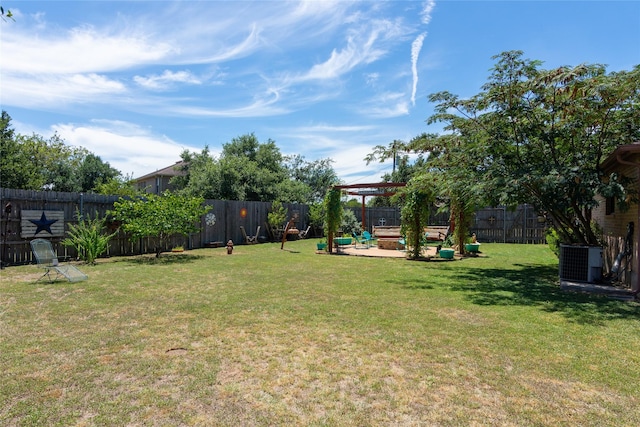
top-left (29, 212), bottom-right (58, 235)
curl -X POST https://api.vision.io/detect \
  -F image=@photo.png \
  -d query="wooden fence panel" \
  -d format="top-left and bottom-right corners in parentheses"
top-left (1, 188), bottom-right (311, 266)
top-left (1, 187), bottom-right (546, 266)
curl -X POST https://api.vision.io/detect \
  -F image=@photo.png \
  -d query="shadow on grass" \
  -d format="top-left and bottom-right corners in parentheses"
top-left (115, 254), bottom-right (205, 265)
top-left (447, 263), bottom-right (640, 325)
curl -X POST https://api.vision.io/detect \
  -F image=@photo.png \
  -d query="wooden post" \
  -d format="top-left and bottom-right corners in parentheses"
top-left (361, 195), bottom-right (366, 231)
top-left (281, 217), bottom-right (296, 250)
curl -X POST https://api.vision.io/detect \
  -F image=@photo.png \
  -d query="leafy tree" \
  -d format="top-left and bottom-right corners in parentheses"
top-left (425, 51), bottom-right (640, 246)
top-left (173, 134), bottom-right (338, 203)
top-left (171, 147), bottom-right (220, 198)
top-left (77, 153), bottom-right (120, 192)
top-left (94, 175), bottom-right (141, 197)
top-left (308, 202), bottom-right (325, 237)
top-left (267, 200), bottom-right (288, 234)
top-left (371, 52), bottom-right (640, 248)
top-left (111, 192), bottom-right (210, 257)
top-left (0, 111), bottom-right (26, 189)
top-left (285, 155), bottom-right (340, 203)
top-left (1, 111), bottom-right (122, 192)
top-left (365, 147), bottom-right (427, 207)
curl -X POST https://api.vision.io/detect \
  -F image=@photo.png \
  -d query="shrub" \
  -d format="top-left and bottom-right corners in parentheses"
top-left (545, 227), bottom-right (561, 258)
top-left (341, 209), bottom-right (361, 236)
top-left (62, 212), bottom-right (116, 264)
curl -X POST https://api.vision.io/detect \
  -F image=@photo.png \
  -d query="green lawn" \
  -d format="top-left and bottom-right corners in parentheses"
top-left (1, 241), bottom-right (639, 426)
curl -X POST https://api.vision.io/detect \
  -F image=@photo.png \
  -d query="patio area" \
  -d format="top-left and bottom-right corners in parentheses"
top-left (332, 243), bottom-right (440, 258)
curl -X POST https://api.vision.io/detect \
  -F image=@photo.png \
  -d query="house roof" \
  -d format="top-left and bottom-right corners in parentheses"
top-left (601, 142), bottom-right (640, 172)
top-left (134, 161), bottom-right (187, 181)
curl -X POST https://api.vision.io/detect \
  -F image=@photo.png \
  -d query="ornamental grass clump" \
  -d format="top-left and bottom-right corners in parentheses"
top-left (62, 212), bottom-right (116, 264)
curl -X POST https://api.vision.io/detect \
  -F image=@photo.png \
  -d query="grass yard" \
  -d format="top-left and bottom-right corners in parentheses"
top-left (1, 241), bottom-right (639, 426)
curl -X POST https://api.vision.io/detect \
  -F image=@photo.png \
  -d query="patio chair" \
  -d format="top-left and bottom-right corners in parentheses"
top-left (298, 225), bottom-right (311, 239)
top-left (353, 232), bottom-right (367, 249)
top-left (362, 231), bottom-right (377, 246)
top-left (30, 238), bottom-right (88, 283)
top-left (240, 225), bottom-right (260, 244)
top-left (354, 231), bottom-right (375, 249)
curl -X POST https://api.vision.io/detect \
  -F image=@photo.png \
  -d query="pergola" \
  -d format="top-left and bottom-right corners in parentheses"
top-left (333, 182), bottom-right (406, 231)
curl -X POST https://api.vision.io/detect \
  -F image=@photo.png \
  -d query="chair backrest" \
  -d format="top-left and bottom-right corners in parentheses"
top-left (363, 231), bottom-right (372, 240)
top-left (30, 238), bottom-right (58, 266)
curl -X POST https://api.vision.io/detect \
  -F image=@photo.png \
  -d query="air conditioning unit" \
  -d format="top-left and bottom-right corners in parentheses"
top-left (559, 245), bottom-right (603, 283)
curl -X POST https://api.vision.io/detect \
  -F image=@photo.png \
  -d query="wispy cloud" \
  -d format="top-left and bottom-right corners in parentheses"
top-left (50, 120), bottom-right (203, 177)
top-left (2, 25), bottom-right (175, 74)
top-left (1, 73), bottom-right (126, 108)
top-left (421, 0), bottom-right (437, 25)
top-left (411, 33), bottom-right (427, 106)
top-left (410, 1), bottom-right (436, 106)
top-left (134, 70), bottom-right (202, 90)
top-left (0, 1), bottom-right (431, 181)
top-left (297, 18), bottom-right (404, 82)
top-left (362, 92), bottom-right (410, 118)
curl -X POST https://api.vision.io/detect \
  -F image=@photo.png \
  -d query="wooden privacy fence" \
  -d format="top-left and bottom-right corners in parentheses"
top-left (1, 187), bottom-right (546, 266)
top-left (348, 204), bottom-right (548, 244)
top-left (0, 188), bottom-right (308, 266)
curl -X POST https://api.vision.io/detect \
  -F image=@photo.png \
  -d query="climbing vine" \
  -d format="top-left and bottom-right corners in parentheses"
top-left (400, 186), bottom-right (433, 259)
top-left (323, 188), bottom-right (343, 253)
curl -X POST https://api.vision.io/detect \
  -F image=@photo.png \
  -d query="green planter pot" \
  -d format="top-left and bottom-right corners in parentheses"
top-left (439, 248), bottom-right (455, 259)
top-left (334, 237), bottom-right (353, 246)
top-left (465, 243), bottom-right (481, 253)
top-left (316, 243), bottom-right (327, 250)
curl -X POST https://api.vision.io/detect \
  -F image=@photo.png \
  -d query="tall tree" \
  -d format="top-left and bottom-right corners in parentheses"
top-left (427, 51), bottom-right (640, 246)
top-left (77, 153), bottom-right (120, 192)
top-left (0, 111), bottom-right (27, 189)
top-left (369, 52), bottom-right (639, 248)
top-left (285, 155), bottom-right (340, 203)
top-left (174, 134), bottom-right (338, 203)
top-left (369, 133), bottom-right (488, 254)
top-left (1, 111), bottom-right (122, 192)
top-left (366, 151), bottom-right (426, 207)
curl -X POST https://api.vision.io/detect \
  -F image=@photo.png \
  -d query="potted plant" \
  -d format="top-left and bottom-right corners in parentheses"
top-left (171, 245), bottom-right (184, 253)
top-left (316, 238), bottom-right (327, 251)
top-left (464, 233), bottom-right (480, 253)
top-left (334, 233), bottom-right (353, 246)
top-left (439, 248), bottom-right (455, 259)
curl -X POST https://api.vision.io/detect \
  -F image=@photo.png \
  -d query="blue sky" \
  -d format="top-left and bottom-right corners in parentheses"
top-left (2, 1), bottom-right (639, 185)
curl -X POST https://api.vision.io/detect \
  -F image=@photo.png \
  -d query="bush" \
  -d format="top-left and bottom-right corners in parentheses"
top-left (62, 212), bottom-right (116, 264)
top-left (268, 200), bottom-right (287, 229)
top-left (341, 209), bottom-right (361, 236)
top-left (545, 227), bottom-right (561, 258)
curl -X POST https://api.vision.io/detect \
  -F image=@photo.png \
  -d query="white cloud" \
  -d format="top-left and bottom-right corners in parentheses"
top-left (2, 25), bottom-right (175, 75)
top-left (1, 73), bottom-right (126, 108)
top-left (280, 135), bottom-right (391, 184)
top-left (169, 89), bottom-right (290, 118)
top-left (50, 120), bottom-right (202, 178)
top-left (298, 18), bottom-right (403, 82)
top-left (421, 0), bottom-right (437, 25)
top-left (410, 1), bottom-right (435, 107)
top-left (134, 70), bottom-right (202, 90)
top-left (411, 33), bottom-right (427, 106)
top-left (361, 92), bottom-right (410, 118)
